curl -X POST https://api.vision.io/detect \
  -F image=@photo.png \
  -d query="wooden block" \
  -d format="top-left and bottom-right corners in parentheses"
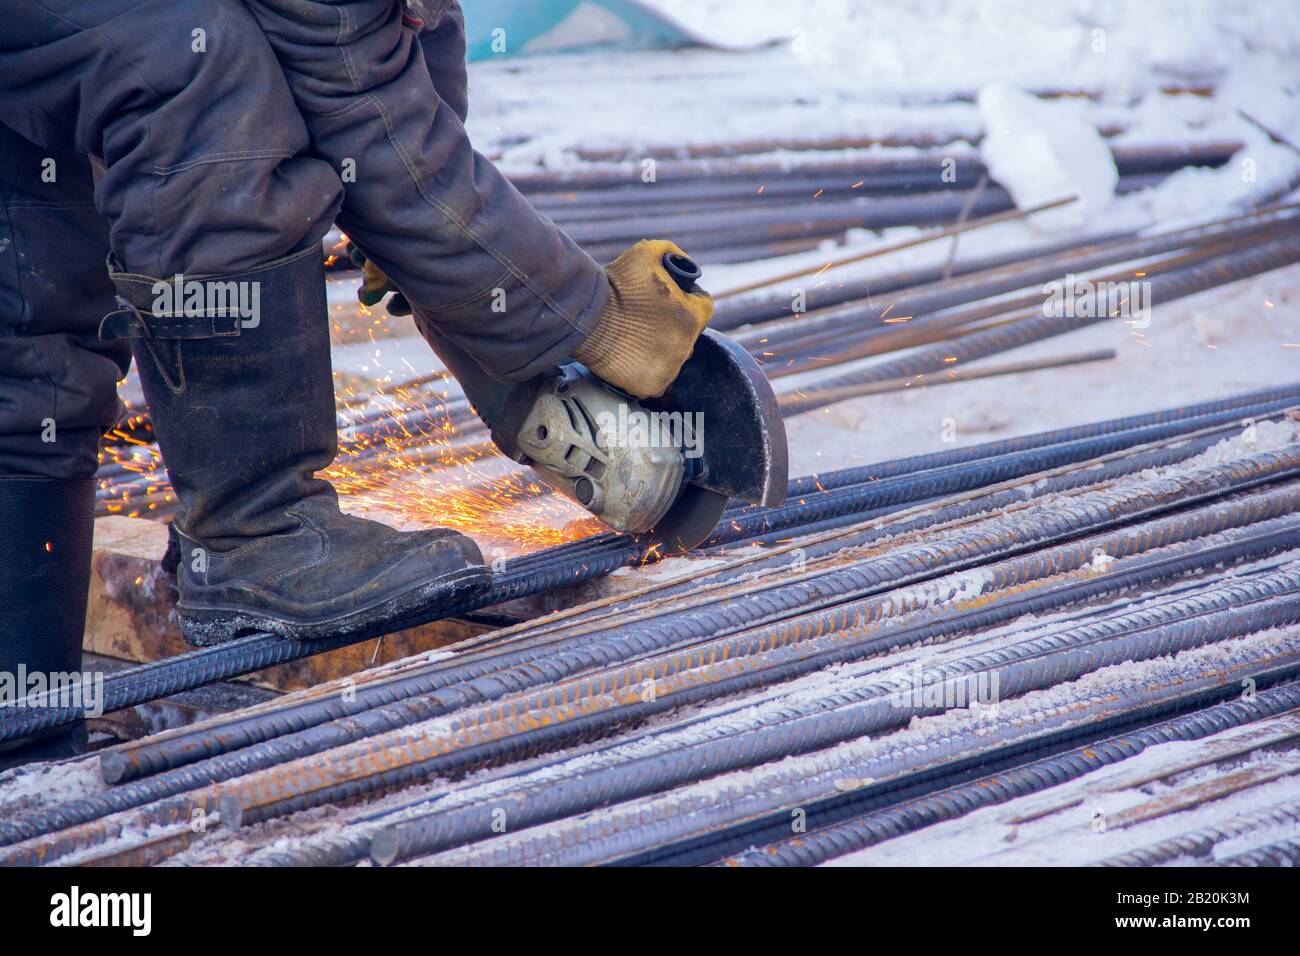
top-left (85, 517), bottom-right (187, 662)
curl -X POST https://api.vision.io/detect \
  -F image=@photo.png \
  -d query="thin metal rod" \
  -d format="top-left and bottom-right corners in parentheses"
top-left (715, 195), bottom-right (1078, 299)
top-left (778, 349), bottom-right (1115, 416)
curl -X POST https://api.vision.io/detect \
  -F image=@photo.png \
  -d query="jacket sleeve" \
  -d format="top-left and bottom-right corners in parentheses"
top-left (246, 0), bottom-right (609, 382)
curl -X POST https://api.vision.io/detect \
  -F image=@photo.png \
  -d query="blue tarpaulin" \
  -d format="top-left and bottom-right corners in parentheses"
top-left (461, 0), bottom-right (730, 61)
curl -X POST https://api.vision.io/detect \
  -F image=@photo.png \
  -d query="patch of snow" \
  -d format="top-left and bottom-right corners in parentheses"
top-left (978, 82), bottom-right (1118, 228)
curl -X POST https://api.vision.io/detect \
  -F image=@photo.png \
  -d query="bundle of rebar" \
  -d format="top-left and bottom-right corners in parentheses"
top-left (34, 381), bottom-right (1300, 746)
top-left (8, 378), bottom-right (1300, 867)
top-left (313, 141), bottom-right (1241, 265)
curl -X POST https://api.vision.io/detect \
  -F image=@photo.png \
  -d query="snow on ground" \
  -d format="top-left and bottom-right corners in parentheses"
top-left (780, 266), bottom-right (1300, 476)
top-left (469, 0), bottom-right (1300, 161)
top-left (829, 710), bottom-right (1300, 866)
top-left (454, 0), bottom-right (1300, 482)
top-left (0, 755), bottom-right (103, 817)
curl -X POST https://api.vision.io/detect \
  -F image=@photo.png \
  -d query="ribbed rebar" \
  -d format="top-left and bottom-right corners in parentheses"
top-left (371, 563), bottom-right (1300, 864)
top-left (1094, 800), bottom-right (1300, 867)
top-left (417, 634), bottom-right (1300, 866)
top-left (724, 690), bottom-right (1300, 867)
top-left (76, 390), bottom-right (1300, 754)
top-left (711, 402), bottom-right (1300, 544)
top-left (11, 381), bottom-right (1299, 781)
top-left (757, 223), bottom-right (1288, 371)
top-left (785, 380), bottom-right (1300, 496)
top-left (1214, 836), bottom-right (1300, 866)
top-left (82, 443), bottom-right (1300, 799)
top-left (267, 558), bottom-right (1298, 869)
top-left (7, 467), bottom-right (1297, 861)
top-left (38, 384), bottom-right (1295, 760)
top-left (790, 229), bottom-right (1300, 397)
top-left (508, 141), bottom-right (1235, 193)
top-left (711, 230), bottom-right (1134, 331)
top-left (726, 204), bottom-right (1296, 344)
top-left (206, 462), bottom-right (1300, 827)
top-left (93, 406), bottom-right (1267, 785)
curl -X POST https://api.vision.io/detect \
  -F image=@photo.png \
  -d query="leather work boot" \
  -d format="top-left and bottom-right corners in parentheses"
top-left (0, 476), bottom-right (94, 770)
top-left (103, 246), bottom-right (490, 646)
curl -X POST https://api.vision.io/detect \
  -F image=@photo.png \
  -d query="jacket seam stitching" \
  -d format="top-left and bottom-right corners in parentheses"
top-left (363, 93), bottom-right (586, 332)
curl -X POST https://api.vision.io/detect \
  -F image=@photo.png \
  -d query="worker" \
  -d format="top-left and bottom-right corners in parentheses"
top-left (0, 0), bottom-right (711, 764)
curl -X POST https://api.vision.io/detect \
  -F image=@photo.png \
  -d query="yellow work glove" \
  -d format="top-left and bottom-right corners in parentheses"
top-left (573, 240), bottom-right (713, 399)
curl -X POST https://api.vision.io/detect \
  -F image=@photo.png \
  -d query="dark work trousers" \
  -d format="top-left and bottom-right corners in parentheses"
top-left (0, 0), bottom-right (346, 477)
top-left (0, 124), bottom-right (130, 478)
top-left (245, 0), bottom-right (609, 381)
top-left (0, 0), bottom-right (608, 479)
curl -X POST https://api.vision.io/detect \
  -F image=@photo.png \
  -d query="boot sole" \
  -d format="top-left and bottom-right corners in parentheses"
top-left (177, 566), bottom-right (492, 647)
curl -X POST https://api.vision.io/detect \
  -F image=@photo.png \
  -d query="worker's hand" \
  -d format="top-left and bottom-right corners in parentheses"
top-left (347, 242), bottom-right (412, 316)
top-left (573, 240), bottom-right (713, 399)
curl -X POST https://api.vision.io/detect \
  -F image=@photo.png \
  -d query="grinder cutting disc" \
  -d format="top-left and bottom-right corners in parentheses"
top-left (642, 326), bottom-right (789, 553)
top-left (642, 482), bottom-right (729, 555)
